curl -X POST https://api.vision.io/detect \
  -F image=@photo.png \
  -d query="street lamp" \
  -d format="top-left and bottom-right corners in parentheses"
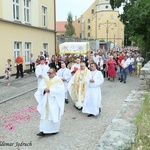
top-left (99, 20), bottom-right (116, 49)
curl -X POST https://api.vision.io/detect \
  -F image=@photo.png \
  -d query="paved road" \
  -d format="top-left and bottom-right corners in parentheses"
top-left (0, 74), bottom-right (140, 150)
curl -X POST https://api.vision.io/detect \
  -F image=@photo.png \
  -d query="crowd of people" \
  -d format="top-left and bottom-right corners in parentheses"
top-left (32, 47), bottom-right (144, 85)
top-left (4, 46), bottom-right (145, 136)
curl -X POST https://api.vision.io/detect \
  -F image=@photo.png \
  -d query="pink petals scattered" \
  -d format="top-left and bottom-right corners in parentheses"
top-left (2, 106), bottom-right (38, 131)
top-left (4, 121), bottom-right (17, 130)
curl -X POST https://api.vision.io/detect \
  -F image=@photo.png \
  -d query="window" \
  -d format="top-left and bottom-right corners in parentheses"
top-left (13, 0), bottom-right (20, 20)
top-left (99, 14), bottom-right (103, 20)
top-left (78, 20), bottom-right (80, 23)
top-left (91, 9), bottom-right (94, 14)
top-left (88, 25), bottom-right (91, 30)
top-left (25, 43), bottom-right (31, 64)
top-left (105, 6), bottom-right (108, 9)
top-left (24, 0), bottom-right (30, 23)
top-left (43, 43), bottom-right (48, 54)
top-left (42, 6), bottom-right (47, 27)
top-left (110, 14), bottom-right (114, 20)
top-left (14, 42), bottom-right (21, 60)
top-left (80, 33), bottom-right (82, 39)
top-left (88, 19), bottom-right (90, 23)
top-left (88, 33), bottom-right (90, 37)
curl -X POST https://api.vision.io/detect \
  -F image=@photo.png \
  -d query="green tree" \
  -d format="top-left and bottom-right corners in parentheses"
top-left (110, 0), bottom-right (150, 57)
top-left (65, 12), bottom-right (75, 37)
top-left (99, 39), bottom-right (105, 42)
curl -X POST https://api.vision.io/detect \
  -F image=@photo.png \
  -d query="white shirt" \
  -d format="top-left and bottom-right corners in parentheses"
top-left (45, 57), bottom-right (50, 64)
top-left (97, 59), bottom-right (103, 70)
top-left (121, 59), bottom-right (130, 68)
top-left (127, 58), bottom-right (134, 65)
top-left (93, 55), bottom-right (99, 63)
top-left (136, 57), bottom-right (144, 65)
top-left (30, 57), bottom-right (35, 63)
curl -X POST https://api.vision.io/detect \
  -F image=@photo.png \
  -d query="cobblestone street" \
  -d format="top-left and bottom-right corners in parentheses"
top-left (0, 74), bottom-right (139, 150)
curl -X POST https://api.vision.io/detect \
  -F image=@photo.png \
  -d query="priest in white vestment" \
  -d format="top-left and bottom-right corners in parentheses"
top-left (68, 62), bottom-right (90, 109)
top-left (35, 56), bottom-right (49, 87)
top-left (82, 62), bottom-right (104, 117)
top-left (57, 62), bottom-right (72, 104)
top-left (34, 68), bottom-right (65, 136)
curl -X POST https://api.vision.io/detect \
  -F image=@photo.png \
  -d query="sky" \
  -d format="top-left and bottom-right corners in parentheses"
top-left (56, 0), bottom-right (95, 21)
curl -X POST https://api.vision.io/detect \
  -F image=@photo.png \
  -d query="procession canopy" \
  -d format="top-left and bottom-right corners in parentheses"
top-left (59, 42), bottom-right (90, 54)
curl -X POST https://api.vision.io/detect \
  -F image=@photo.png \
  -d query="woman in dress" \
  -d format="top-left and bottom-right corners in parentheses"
top-left (106, 55), bottom-right (116, 81)
top-left (5, 59), bottom-right (12, 86)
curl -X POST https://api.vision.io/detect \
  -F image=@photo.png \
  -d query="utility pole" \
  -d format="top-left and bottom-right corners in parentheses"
top-left (99, 20), bottom-right (116, 50)
top-left (114, 34), bottom-right (115, 48)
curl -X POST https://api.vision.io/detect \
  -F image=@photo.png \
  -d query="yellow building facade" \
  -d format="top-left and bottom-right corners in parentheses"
top-left (0, 0), bottom-right (56, 77)
top-left (74, 0), bottom-right (124, 48)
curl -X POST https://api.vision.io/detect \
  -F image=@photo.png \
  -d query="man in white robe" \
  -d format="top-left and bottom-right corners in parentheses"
top-left (34, 68), bottom-right (65, 136)
top-left (82, 62), bottom-right (104, 117)
top-left (57, 62), bottom-right (72, 104)
top-left (68, 62), bottom-right (90, 110)
top-left (35, 56), bottom-right (49, 87)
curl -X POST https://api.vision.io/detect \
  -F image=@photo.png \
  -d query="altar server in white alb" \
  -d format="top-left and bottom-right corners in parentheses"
top-left (57, 62), bottom-right (72, 104)
top-left (70, 58), bottom-right (81, 75)
top-left (35, 56), bottom-right (49, 87)
top-left (82, 62), bottom-right (104, 117)
top-left (34, 68), bottom-right (65, 136)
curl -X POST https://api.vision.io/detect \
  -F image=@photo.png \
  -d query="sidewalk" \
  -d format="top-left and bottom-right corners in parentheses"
top-left (0, 73), bottom-right (37, 104)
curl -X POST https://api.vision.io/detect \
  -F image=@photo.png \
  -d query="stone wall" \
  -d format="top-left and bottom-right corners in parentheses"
top-left (139, 61), bottom-right (150, 90)
top-left (94, 61), bottom-right (150, 150)
top-left (94, 90), bottom-right (145, 150)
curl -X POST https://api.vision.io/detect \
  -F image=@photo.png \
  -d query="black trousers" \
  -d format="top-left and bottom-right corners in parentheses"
top-left (30, 63), bottom-right (35, 73)
top-left (103, 64), bottom-right (108, 78)
top-left (16, 64), bottom-right (23, 78)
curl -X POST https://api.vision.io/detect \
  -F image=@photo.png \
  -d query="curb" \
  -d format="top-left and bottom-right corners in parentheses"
top-left (0, 88), bottom-right (37, 104)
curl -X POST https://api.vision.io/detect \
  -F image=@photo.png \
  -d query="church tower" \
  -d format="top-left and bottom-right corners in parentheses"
top-left (73, 0), bottom-right (124, 48)
top-left (95, 0), bottom-right (124, 47)
top-left (96, 0), bottom-right (119, 12)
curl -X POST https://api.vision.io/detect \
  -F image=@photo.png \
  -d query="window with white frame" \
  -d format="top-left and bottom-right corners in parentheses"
top-left (43, 43), bottom-right (48, 54)
top-left (42, 6), bottom-right (47, 27)
top-left (14, 42), bottom-right (21, 60)
top-left (24, 0), bottom-right (30, 23)
top-left (13, 0), bottom-right (20, 20)
top-left (25, 42), bottom-right (31, 64)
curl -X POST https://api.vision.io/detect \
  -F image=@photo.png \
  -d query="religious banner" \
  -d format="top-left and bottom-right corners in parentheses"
top-left (59, 42), bottom-right (90, 54)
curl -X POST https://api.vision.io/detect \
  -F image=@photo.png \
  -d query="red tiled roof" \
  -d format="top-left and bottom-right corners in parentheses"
top-left (56, 21), bottom-right (67, 32)
top-left (56, 21), bottom-right (75, 33)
